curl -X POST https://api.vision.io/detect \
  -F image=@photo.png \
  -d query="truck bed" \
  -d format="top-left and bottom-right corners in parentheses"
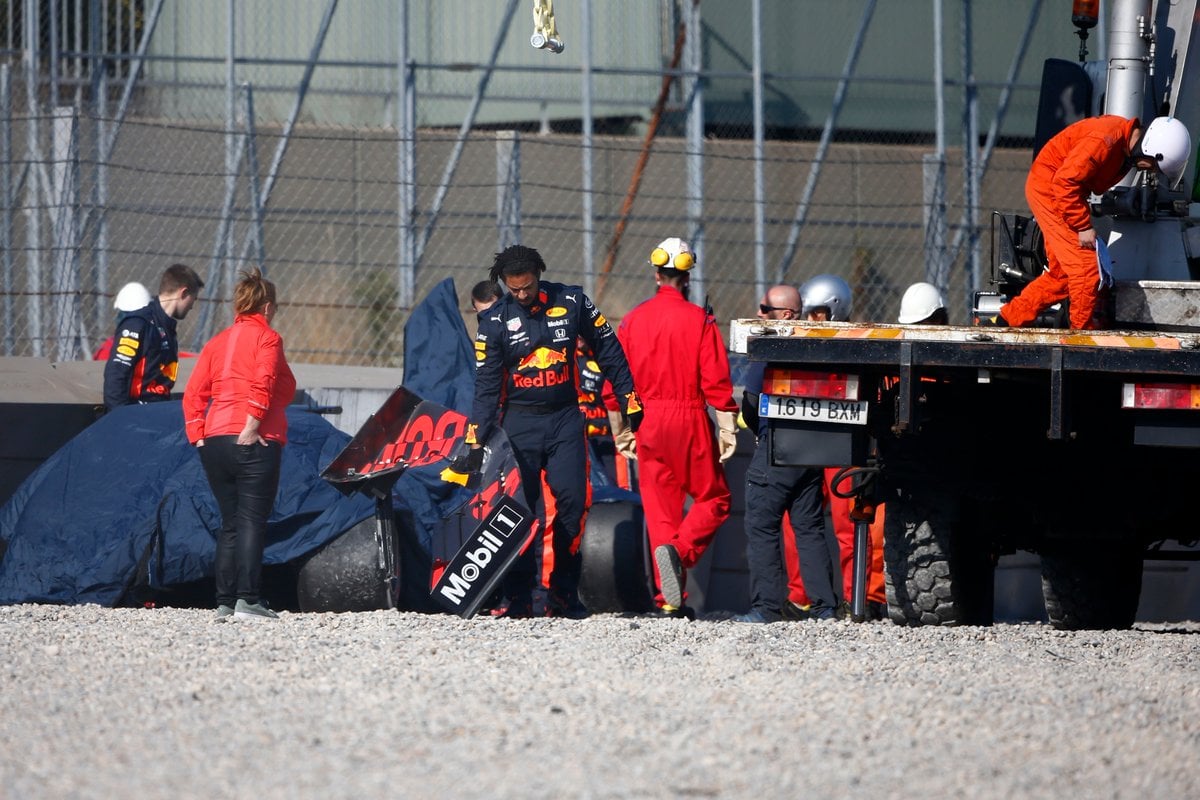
top-left (730, 319), bottom-right (1200, 441)
top-left (730, 319), bottom-right (1200, 375)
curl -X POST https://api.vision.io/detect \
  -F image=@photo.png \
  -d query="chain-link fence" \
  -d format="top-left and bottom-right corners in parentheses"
top-left (1, 0), bottom-right (1071, 365)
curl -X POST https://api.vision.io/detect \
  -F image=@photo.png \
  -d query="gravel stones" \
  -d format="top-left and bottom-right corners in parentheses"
top-left (1, 605), bottom-right (1197, 798)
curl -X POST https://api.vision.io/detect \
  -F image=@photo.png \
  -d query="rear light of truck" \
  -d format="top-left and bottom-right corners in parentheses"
top-left (1121, 383), bottom-right (1200, 410)
top-left (763, 367), bottom-right (860, 401)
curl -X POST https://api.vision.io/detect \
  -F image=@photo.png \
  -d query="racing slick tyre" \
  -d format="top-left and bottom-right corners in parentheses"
top-left (295, 516), bottom-right (399, 612)
top-left (1039, 541), bottom-right (1142, 630)
top-left (578, 500), bottom-right (653, 613)
top-left (883, 486), bottom-right (994, 626)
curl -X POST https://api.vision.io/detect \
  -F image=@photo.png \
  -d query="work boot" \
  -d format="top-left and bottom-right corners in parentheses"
top-left (233, 599), bottom-right (279, 621)
top-left (545, 590), bottom-right (590, 620)
top-left (781, 600), bottom-right (812, 621)
top-left (650, 603), bottom-right (696, 621)
top-left (654, 544), bottom-right (685, 610)
top-left (488, 595), bottom-right (533, 619)
top-left (808, 605), bottom-right (837, 621)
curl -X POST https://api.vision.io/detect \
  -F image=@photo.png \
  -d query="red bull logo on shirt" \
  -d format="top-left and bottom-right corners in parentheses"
top-left (516, 347), bottom-right (568, 371)
top-left (512, 347), bottom-right (570, 389)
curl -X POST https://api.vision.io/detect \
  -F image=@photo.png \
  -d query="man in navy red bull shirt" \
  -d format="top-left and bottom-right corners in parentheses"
top-left (103, 263), bottom-right (204, 411)
top-left (456, 244), bottom-right (641, 618)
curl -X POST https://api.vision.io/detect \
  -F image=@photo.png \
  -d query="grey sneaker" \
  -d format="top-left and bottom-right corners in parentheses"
top-left (233, 599), bottom-right (279, 621)
top-left (654, 544), bottom-right (685, 610)
top-left (214, 604), bottom-right (235, 621)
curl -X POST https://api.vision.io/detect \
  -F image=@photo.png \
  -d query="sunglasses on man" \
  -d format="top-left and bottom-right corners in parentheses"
top-left (759, 303), bottom-right (797, 315)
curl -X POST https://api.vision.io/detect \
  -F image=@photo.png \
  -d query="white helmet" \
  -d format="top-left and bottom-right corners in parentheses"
top-left (799, 274), bottom-right (853, 321)
top-left (113, 282), bottom-right (151, 312)
top-left (1136, 116), bottom-right (1191, 187)
top-left (648, 237), bottom-right (696, 272)
top-left (898, 282), bottom-right (947, 324)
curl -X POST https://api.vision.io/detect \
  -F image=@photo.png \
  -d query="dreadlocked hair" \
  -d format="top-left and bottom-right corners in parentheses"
top-left (489, 244), bottom-right (546, 283)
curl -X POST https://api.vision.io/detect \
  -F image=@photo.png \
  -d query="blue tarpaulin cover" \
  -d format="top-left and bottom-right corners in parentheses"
top-left (0, 277), bottom-right (636, 607)
top-left (0, 402), bottom-right (373, 606)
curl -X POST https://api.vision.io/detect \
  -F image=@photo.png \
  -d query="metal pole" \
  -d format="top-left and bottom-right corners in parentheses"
top-left (776, 0), bottom-right (877, 284)
top-left (95, 65), bottom-right (109, 335)
top-left (25, 0), bottom-right (44, 357)
top-left (923, 0), bottom-right (949, 290)
top-left (49, 0), bottom-right (60, 108)
top-left (962, 0), bottom-right (981, 300)
top-left (241, 84), bottom-right (266, 272)
top-left (1, 65), bottom-right (12, 355)
top-left (224, 0), bottom-right (238, 309)
top-left (415, 0), bottom-right (521, 265)
top-left (496, 130), bottom-right (521, 251)
top-left (50, 106), bottom-right (82, 360)
top-left (104, 0), bottom-right (166, 159)
top-left (231, 0), bottom-right (339, 270)
top-left (90, 0), bottom-right (108, 337)
top-left (581, 0), bottom-right (595, 296)
top-left (194, 133), bottom-right (247, 347)
top-left (751, 0), bottom-right (766, 301)
top-left (944, 0), bottom-right (1042, 285)
top-left (75, 0), bottom-right (83, 106)
top-left (397, 0), bottom-right (416, 309)
top-left (79, 0), bottom-right (166, 239)
top-left (685, 0), bottom-right (705, 305)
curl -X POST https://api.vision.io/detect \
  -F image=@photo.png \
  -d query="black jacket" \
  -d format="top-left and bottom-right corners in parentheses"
top-left (471, 281), bottom-right (635, 444)
top-left (102, 298), bottom-right (179, 410)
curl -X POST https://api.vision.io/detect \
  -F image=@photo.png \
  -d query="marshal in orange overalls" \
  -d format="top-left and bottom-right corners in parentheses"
top-left (1000, 115), bottom-right (1139, 330)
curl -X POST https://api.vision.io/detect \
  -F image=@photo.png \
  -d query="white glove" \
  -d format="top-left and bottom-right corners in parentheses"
top-left (608, 410), bottom-right (637, 460)
top-left (715, 410), bottom-right (738, 463)
top-left (1096, 239), bottom-right (1114, 291)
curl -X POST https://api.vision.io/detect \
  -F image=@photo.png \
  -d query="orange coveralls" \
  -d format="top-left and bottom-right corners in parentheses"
top-left (619, 285), bottom-right (738, 606)
top-left (1000, 115), bottom-right (1138, 330)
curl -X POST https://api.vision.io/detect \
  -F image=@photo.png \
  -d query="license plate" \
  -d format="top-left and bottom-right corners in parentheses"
top-left (760, 394), bottom-right (868, 425)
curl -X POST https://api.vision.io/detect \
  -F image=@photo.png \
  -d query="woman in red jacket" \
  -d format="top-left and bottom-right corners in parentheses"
top-left (184, 269), bottom-right (296, 621)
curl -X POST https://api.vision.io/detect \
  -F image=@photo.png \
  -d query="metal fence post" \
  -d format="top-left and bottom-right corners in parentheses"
top-left (241, 84), bottom-right (266, 273)
top-left (924, 0), bottom-right (950, 293)
top-left (496, 130), bottom-right (522, 251)
top-left (415, 0), bottom-right (521, 269)
top-left (685, 0), bottom-right (706, 305)
top-left (962, 0), bottom-right (982, 302)
top-left (1, 64), bottom-right (12, 355)
top-left (397, 0), bottom-right (416, 310)
top-left (24, 0), bottom-right (44, 357)
top-left (224, 0), bottom-right (239, 308)
top-left (581, 0), bottom-right (595, 296)
top-left (50, 106), bottom-right (84, 360)
top-left (776, 0), bottom-right (878, 285)
top-left (751, 0), bottom-right (766, 302)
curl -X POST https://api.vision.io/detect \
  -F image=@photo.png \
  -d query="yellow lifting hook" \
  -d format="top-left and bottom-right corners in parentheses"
top-left (531, 0), bottom-right (564, 54)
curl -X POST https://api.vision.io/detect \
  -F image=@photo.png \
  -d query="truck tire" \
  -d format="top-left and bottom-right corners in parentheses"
top-left (883, 488), bottom-right (993, 626)
top-left (578, 500), bottom-right (653, 613)
top-left (1039, 543), bottom-right (1142, 630)
top-left (295, 517), bottom-right (398, 612)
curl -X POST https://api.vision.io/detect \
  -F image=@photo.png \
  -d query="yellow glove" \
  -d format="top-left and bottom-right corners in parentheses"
top-left (715, 410), bottom-right (738, 463)
top-left (608, 410), bottom-right (637, 460)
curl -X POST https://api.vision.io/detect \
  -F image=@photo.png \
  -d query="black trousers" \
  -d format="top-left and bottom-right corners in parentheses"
top-left (199, 436), bottom-right (282, 606)
top-left (501, 404), bottom-right (587, 601)
top-left (743, 438), bottom-right (837, 616)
